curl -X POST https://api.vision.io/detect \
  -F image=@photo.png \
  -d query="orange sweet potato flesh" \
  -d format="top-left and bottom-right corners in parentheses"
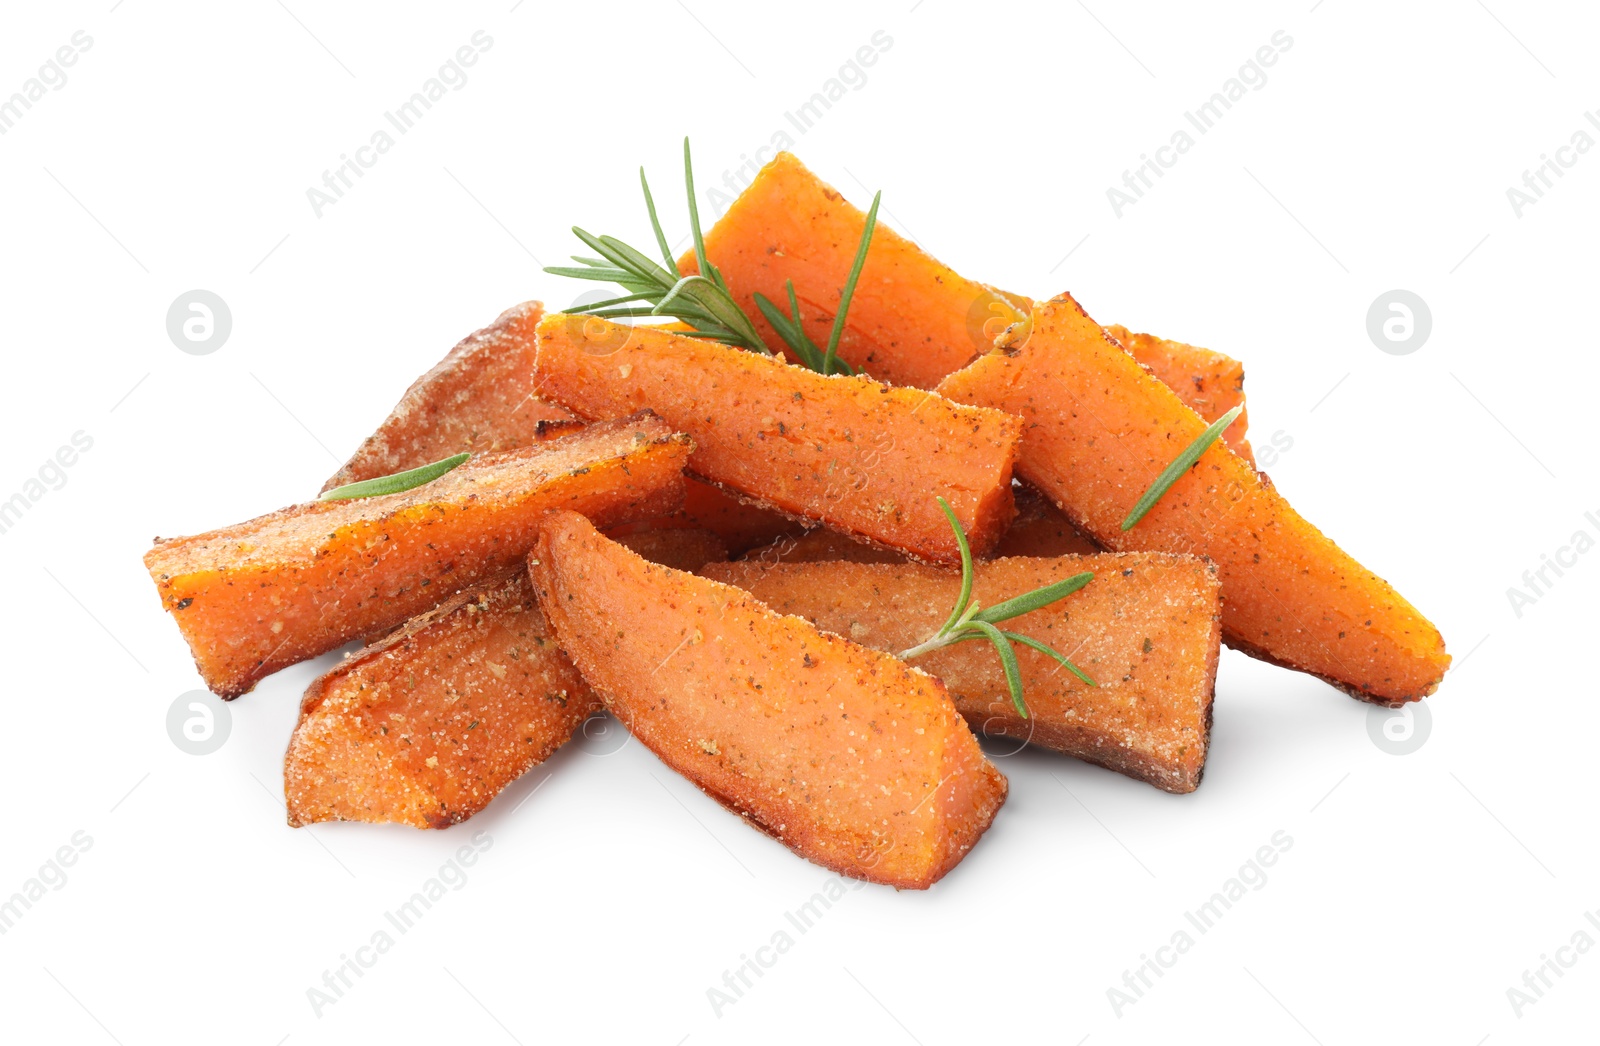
top-left (705, 554), bottom-right (1221, 793)
top-left (146, 414), bottom-right (691, 698)
top-left (680, 152), bottom-right (1022, 390)
top-left (530, 510), bottom-right (1007, 888)
top-left (533, 314), bottom-right (1021, 565)
top-left (285, 572), bottom-right (599, 828)
top-left (1104, 324), bottom-right (1253, 463)
top-left (936, 294), bottom-right (1450, 704)
top-left (323, 301), bottom-right (578, 491)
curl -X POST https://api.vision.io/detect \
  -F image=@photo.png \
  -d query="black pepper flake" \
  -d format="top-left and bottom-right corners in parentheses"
top-left (174, 598), bottom-right (193, 610)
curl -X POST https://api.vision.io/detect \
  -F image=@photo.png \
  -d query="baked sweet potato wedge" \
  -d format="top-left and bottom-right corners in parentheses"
top-left (937, 293), bottom-right (1450, 703)
top-left (146, 414), bottom-right (691, 697)
top-left (322, 301), bottom-right (578, 491)
top-left (705, 555), bottom-right (1220, 793)
top-left (533, 313), bottom-right (1021, 564)
top-left (680, 151), bottom-right (1022, 390)
top-left (1104, 324), bottom-right (1252, 463)
top-left (285, 572), bottom-right (599, 828)
top-left (530, 510), bottom-right (1007, 888)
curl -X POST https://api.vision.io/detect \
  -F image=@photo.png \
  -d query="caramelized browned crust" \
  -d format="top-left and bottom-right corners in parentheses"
top-left (285, 572), bottom-right (600, 828)
top-left (323, 301), bottom-right (577, 491)
top-left (530, 510), bottom-right (1007, 888)
top-left (705, 554), bottom-right (1221, 793)
top-left (146, 414), bottom-right (691, 697)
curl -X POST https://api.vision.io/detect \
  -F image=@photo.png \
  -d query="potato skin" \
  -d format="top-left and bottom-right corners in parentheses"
top-left (323, 301), bottom-right (577, 491)
top-left (529, 510), bottom-right (1007, 889)
top-left (706, 554), bottom-right (1221, 793)
top-left (534, 314), bottom-right (1021, 565)
top-left (285, 572), bottom-right (599, 829)
top-left (938, 294), bottom-right (1449, 704)
top-left (146, 414), bottom-right (691, 698)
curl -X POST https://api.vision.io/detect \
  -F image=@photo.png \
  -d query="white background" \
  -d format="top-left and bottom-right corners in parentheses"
top-left (0, 1), bottom-right (1594, 1043)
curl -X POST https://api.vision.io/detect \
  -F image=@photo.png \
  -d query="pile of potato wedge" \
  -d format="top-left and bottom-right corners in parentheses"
top-left (144, 153), bottom-right (1449, 889)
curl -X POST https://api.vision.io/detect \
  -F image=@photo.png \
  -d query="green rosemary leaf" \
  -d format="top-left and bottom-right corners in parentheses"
top-left (542, 265), bottom-right (640, 283)
top-left (639, 168), bottom-right (680, 275)
top-left (1002, 631), bottom-right (1097, 687)
top-left (1121, 403), bottom-right (1244, 531)
top-left (963, 619), bottom-right (1027, 718)
top-left (820, 190), bottom-right (881, 376)
top-left (684, 138), bottom-right (716, 292)
top-left (597, 235), bottom-right (678, 287)
top-left (563, 290), bottom-right (664, 312)
top-left (319, 452), bottom-right (470, 502)
top-left (570, 228), bottom-right (656, 283)
top-left (752, 292), bottom-right (824, 372)
top-left (974, 571), bottom-right (1095, 624)
top-left (935, 496), bottom-right (975, 636)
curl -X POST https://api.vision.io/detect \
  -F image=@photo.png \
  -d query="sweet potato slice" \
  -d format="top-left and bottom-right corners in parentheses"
top-left (705, 554), bottom-right (1221, 793)
top-left (285, 572), bottom-right (599, 828)
top-left (937, 294), bottom-right (1450, 703)
top-left (681, 152), bottom-right (1023, 390)
top-left (322, 301), bottom-right (578, 491)
top-left (533, 314), bottom-right (1021, 564)
top-left (146, 414), bottom-right (691, 697)
top-left (1104, 324), bottom-right (1252, 463)
top-left (529, 510), bottom-right (1006, 888)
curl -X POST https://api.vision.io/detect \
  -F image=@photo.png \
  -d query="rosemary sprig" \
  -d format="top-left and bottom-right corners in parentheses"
top-left (1120, 403), bottom-right (1244, 531)
top-left (897, 498), bottom-right (1097, 718)
top-left (319, 452), bottom-right (469, 501)
top-left (545, 138), bottom-right (877, 376)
